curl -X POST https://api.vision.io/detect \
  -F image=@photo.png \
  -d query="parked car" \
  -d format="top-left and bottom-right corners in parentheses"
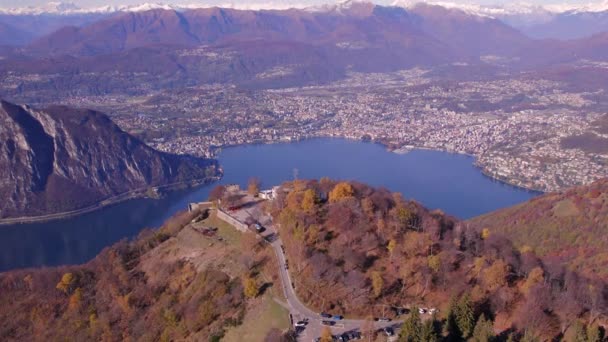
top-left (419, 308), bottom-right (427, 314)
top-left (396, 308), bottom-right (409, 315)
top-left (429, 308), bottom-right (438, 314)
top-left (376, 317), bottom-right (391, 322)
top-left (254, 223), bottom-right (265, 232)
top-left (333, 315), bottom-right (344, 320)
top-left (321, 320), bottom-right (335, 326)
top-left (320, 312), bottom-right (332, 318)
top-left (384, 327), bottom-right (395, 336)
top-left (295, 320), bottom-right (308, 327)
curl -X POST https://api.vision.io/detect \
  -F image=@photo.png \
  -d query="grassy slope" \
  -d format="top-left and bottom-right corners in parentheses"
top-left (223, 295), bottom-right (290, 342)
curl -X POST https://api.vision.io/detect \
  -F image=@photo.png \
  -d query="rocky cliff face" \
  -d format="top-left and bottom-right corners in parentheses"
top-left (0, 100), bottom-right (218, 218)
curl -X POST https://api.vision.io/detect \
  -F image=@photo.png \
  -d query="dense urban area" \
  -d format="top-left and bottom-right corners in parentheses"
top-left (11, 65), bottom-right (603, 192)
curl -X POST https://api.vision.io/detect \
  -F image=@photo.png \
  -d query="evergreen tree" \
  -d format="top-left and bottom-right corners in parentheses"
top-left (587, 323), bottom-right (603, 342)
top-left (471, 314), bottom-right (494, 342)
top-left (420, 316), bottom-right (438, 342)
top-left (400, 306), bottom-right (422, 342)
top-left (444, 296), bottom-right (461, 339)
top-left (456, 294), bottom-right (475, 339)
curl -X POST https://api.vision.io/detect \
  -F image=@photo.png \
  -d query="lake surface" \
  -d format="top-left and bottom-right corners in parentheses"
top-left (0, 138), bottom-right (537, 272)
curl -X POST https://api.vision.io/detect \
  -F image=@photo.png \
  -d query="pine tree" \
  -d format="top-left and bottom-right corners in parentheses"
top-left (587, 323), bottom-right (602, 342)
top-left (456, 294), bottom-right (475, 339)
top-left (444, 296), bottom-right (461, 339)
top-left (471, 314), bottom-right (494, 342)
top-left (420, 316), bottom-right (438, 342)
top-left (400, 306), bottom-right (422, 342)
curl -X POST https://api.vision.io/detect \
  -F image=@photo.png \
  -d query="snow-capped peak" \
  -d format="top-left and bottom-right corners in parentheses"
top-left (0, 2), bottom-right (182, 16)
top-left (3, 1), bottom-right (608, 17)
top-left (391, 1), bottom-right (608, 16)
top-left (547, 0), bottom-right (608, 14)
top-left (306, 0), bottom-right (374, 14)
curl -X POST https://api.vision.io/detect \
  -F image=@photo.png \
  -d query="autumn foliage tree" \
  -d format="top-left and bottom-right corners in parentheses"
top-left (320, 327), bottom-right (333, 342)
top-left (329, 182), bottom-right (354, 202)
top-left (268, 179), bottom-right (608, 340)
top-left (371, 271), bottom-right (384, 298)
top-left (301, 189), bottom-right (318, 213)
top-left (56, 272), bottom-right (74, 294)
top-left (248, 177), bottom-right (261, 196)
top-left (208, 185), bottom-right (226, 203)
top-left (243, 276), bottom-right (258, 298)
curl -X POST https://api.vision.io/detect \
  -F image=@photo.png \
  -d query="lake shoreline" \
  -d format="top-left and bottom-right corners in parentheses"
top-left (0, 176), bottom-right (220, 226)
top-left (1, 137), bottom-right (543, 226)
top-left (0, 138), bottom-right (539, 272)
top-left (216, 136), bottom-right (546, 194)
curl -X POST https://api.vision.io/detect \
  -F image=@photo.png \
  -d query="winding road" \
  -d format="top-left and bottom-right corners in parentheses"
top-left (263, 220), bottom-right (403, 341)
top-left (226, 200), bottom-right (404, 340)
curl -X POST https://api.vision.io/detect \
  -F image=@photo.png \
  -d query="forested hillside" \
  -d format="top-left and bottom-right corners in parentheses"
top-left (271, 179), bottom-right (608, 341)
top-left (469, 178), bottom-right (608, 282)
top-left (0, 210), bottom-right (289, 341)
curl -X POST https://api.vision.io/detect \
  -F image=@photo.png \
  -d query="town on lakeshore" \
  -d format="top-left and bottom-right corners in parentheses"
top-left (19, 69), bottom-right (605, 193)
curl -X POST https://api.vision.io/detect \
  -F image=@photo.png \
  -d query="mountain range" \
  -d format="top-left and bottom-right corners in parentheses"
top-left (0, 100), bottom-right (218, 220)
top-left (4, 1), bottom-right (608, 41)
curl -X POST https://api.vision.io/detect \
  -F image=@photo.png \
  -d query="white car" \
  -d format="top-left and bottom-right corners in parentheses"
top-left (418, 308), bottom-right (427, 314)
top-left (295, 320), bottom-right (308, 327)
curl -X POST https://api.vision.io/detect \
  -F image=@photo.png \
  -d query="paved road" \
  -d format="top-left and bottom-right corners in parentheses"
top-left (227, 203), bottom-right (403, 340)
top-left (263, 222), bottom-right (402, 341)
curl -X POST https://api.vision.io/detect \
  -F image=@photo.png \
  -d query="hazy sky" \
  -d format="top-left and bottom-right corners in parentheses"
top-left (0, 0), bottom-right (598, 9)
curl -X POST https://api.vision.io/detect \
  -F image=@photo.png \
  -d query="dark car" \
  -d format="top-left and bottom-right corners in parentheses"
top-left (337, 334), bottom-right (349, 342)
top-left (396, 308), bottom-right (409, 315)
top-left (384, 327), bottom-right (395, 336)
top-left (320, 312), bottom-right (332, 318)
top-left (321, 320), bottom-right (335, 326)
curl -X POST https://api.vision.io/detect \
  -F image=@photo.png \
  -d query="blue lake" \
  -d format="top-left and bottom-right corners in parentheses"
top-left (0, 138), bottom-right (537, 272)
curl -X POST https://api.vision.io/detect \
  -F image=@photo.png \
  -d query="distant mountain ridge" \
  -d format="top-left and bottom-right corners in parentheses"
top-left (0, 2), bottom-right (605, 92)
top-left (23, 3), bottom-right (527, 60)
top-left (5, 1), bottom-right (608, 16)
top-left (5, 1), bottom-right (608, 40)
top-left (0, 100), bottom-right (218, 219)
